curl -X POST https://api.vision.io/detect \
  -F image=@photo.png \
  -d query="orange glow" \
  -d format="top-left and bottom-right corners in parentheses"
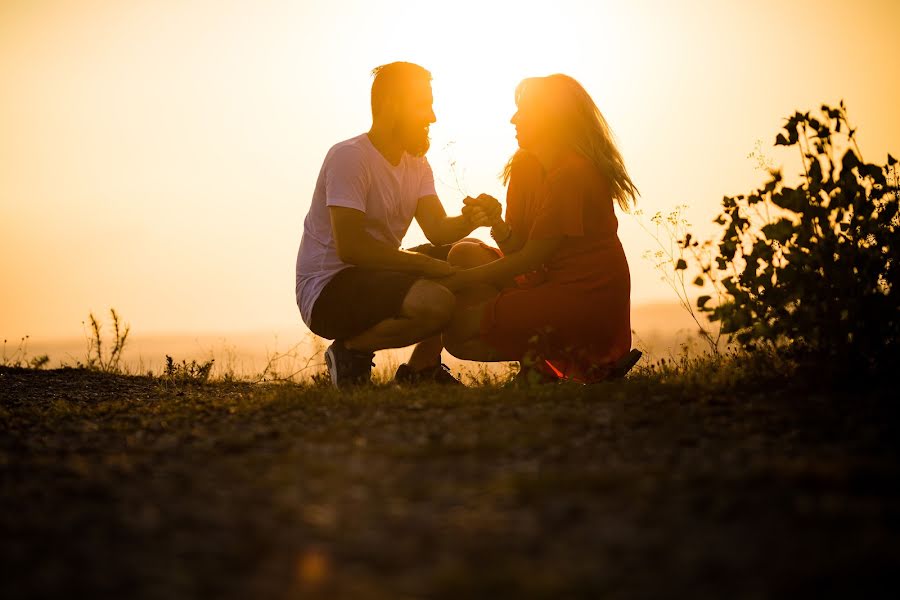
top-left (296, 547), bottom-right (330, 586)
top-left (1, 0), bottom-right (898, 340)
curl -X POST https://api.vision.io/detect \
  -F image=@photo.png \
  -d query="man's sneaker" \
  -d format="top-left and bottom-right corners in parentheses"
top-left (324, 341), bottom-right (374, 389)
top-left (394, 363), bottom-right (463, 386)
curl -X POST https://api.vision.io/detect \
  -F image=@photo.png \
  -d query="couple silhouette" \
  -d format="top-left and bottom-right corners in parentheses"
top-left (295, 62), bottom-right (640, 388)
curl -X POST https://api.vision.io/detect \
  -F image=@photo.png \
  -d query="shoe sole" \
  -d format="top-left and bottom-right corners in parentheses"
top-left (324, 346), bottom-right (340, 390)
top-left (325, 345), bottom-right (373, 390)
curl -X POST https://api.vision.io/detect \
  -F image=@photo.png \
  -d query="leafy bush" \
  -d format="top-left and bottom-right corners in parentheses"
top-left (689, 102), bottom-right (899, 373)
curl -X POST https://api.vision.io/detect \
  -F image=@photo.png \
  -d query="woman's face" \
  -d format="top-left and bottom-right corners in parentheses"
top-left (510, 92), bottom-right (556, 151)
top-left (509, 92), bottom-right (563, 151)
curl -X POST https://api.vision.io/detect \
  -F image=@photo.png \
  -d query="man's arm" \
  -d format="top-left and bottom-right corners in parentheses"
top-left (330, 206), bottom-right (453, 277)
top-left (415, 195), bottom-right (484, 246)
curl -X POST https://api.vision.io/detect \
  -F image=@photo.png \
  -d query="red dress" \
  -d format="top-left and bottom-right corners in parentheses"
top-left (479, 151), bottom-right (632, 382)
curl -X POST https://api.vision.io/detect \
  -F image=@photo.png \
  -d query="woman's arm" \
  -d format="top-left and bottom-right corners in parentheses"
top-left (438, 236), bottom-right (564, 291)
top-left (461, 194), bottom-right (527, 254)
top-left (490, 220), bottom-right (526, 254)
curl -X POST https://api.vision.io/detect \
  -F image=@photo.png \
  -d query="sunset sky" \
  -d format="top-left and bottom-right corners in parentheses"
top-left (2, 0), bottom-right (898, 340)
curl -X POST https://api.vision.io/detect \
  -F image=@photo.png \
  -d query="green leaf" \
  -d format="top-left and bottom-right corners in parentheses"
top-left (719, 239), bottom-right (738, 261)
top-left (761, 218), bottom-right (795, 243)
top-left (808, 158), bottom-right (823, 183)
top-left (771, 187), bottom-right (808, 213)
top-left (841, 148), bottom-right (860, 173)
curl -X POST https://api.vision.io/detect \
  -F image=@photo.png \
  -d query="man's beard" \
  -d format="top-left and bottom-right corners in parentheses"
top-left (395, 121), bottom-right (430, 157)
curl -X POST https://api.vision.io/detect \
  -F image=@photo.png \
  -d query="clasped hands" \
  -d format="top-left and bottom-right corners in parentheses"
top-left (461, 194), bottom-right (503, 229)
top-left (420, 194), bottom-right (505, 291)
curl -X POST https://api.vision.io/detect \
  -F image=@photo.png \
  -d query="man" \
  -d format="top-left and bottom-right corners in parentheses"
top-left (295, 62), bottom-right (496, 388)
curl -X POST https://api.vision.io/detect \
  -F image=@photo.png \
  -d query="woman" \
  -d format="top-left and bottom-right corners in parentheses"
top-left (440, 74), bottom-right (639, 383)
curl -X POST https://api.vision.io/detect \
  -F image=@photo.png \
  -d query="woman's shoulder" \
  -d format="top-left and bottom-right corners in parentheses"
top-left (508, 150), bottom-right (545, 183)
top-left (548, 150), bottom-right (595, 179)
top-left (547, 151), bottom-right (609, 193)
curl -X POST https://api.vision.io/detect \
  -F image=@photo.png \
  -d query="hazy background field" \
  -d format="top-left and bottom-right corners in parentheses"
top-left (10, 302), bottom-right (703, 380)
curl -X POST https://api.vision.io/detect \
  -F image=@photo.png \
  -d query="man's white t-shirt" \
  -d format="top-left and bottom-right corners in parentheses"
top-left (295, 133), bottom-right (437, 327)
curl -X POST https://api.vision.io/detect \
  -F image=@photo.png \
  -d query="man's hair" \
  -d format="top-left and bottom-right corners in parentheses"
top-left (370, 62), bottom-right (432, 116)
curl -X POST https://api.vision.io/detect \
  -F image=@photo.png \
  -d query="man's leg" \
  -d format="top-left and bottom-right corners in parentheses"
top-left (442, 300), bottom-right (517, 362)
top-left (403, 240), bottom-right (502, 372)
top-left (406, 335), bottom-right (445, 371)
top-left (324, 279), bottom-right (455, 389)
top-left (344, 279), bottom-right (455, 353)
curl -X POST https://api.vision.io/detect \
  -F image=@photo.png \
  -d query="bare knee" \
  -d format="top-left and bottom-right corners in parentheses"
top-left (402, 280), bottom-right (456, 327)
top-left (447, 240), bottom-right (500, 268)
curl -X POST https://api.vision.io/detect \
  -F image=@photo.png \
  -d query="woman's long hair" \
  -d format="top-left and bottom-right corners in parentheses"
top-left (502, 75), bottom-right (638, 212)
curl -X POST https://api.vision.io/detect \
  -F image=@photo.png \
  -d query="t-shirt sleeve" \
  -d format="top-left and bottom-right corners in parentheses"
top-left (529, 166), bottom-right (586, 239)
top-left (325, 146), bottom-right (368, 212)
top-left (418, 158), bottom-right (437, 199)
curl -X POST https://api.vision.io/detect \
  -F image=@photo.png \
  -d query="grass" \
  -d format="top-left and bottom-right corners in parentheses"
top-left (2, 354), bottom-right (898, 599)
top-left (79, 309), bottom-right (130, 373)
top-left (1, 335), bottom-right (49, 370)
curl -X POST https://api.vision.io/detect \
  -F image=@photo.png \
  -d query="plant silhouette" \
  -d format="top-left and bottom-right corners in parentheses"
top-left (687, 102), bottom-right (899, 373)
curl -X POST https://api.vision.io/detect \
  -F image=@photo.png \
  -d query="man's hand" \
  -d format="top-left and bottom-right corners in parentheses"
top-left (419, 257), bottom-right (457, 278)
top-left (433, 268), bottom-right (479, 292)
top-left (462, 194), bottom-right (503, 228)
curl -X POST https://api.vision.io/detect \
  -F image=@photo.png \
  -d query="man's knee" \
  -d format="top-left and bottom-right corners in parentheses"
top-left (402, 280), bottom-right (455, 326)
top-left (447, 240), bottom-right (499, 268)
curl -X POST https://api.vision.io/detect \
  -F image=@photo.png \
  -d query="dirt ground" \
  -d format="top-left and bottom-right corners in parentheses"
top-left (1, 366), bottom-right (898, 599)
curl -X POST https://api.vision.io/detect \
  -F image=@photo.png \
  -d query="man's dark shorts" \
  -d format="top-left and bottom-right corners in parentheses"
top-left (308, 243), bottom-right (451, 341)
top-left (308, 268), bottom-right (420, 341)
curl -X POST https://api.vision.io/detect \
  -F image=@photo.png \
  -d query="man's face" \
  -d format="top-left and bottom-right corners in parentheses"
top-left (393, 80), bottom-right (436, 157)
